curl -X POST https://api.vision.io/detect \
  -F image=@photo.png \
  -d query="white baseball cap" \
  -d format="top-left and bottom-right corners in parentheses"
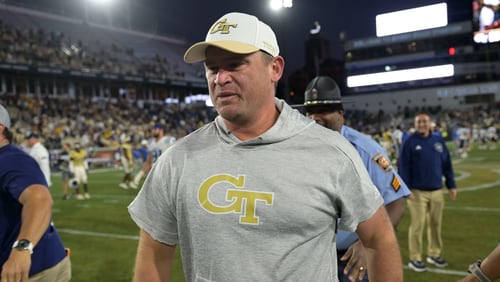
top-left (184, 12), bottom-right (279, 63)
top-left (484, 0), bottom-right (500, 5)
top-left (0, 104), bottom-right (11, 128)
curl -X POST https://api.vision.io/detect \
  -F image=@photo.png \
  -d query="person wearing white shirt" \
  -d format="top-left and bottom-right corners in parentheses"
top-left (24, 131), bottom-right (52, 187)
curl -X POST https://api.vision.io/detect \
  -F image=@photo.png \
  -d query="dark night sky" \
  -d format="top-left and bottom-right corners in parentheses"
top-left (141, 0), bottom-right (470, 72)
top-left (10, 0), bottom-right (471, 71)
top-left (10, 0), bottom-right (471, 72)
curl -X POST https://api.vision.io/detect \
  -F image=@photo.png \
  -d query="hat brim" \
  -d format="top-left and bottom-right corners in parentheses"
top-left (291, 100), bottom-right (343, 109)
top-left (184, 40), bottom-right (260, 63)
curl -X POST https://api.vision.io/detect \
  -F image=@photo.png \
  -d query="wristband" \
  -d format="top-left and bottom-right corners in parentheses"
top-left (468, 260), bottom-right (491, 282)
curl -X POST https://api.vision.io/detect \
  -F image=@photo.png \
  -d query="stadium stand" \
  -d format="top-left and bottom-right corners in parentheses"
top-left (0, 3), bottom-right (204, 81)
top-left (0, 2), bottom-right (497, 172)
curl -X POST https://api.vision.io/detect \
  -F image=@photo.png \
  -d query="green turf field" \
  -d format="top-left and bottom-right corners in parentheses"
top-left (51, 145), bottom-right (499, 281)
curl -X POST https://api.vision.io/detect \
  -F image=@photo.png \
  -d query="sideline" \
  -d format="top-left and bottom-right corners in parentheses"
top-left (457, 180), bottom-right (500, 192)
top-left (403, 266), bottom-right (468, 276)
top-left (58, 228), bottom-right (139, 240)
top-left (57, 227), bottom-right (469, 277)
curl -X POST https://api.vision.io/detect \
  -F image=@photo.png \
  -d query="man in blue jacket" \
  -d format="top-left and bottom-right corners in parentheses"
top-left (398, 112), bottom-right (458, 272)
top-left (301, 76), bottom-right (411, 281)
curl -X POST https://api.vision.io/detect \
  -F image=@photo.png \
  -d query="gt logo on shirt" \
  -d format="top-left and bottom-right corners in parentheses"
top-left (198, 174), bottom-right (274, 225)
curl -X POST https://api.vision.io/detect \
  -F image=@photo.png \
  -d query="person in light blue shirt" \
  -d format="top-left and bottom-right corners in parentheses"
top-left (300, 76), bottom-right (411, 282)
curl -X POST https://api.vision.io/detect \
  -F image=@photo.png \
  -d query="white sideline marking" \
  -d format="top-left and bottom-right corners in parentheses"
top-left (453, 170), bottom-right (471, 181)
top-left (403, 265), bottom-right (468, 276)
top-left (457, 180), bottom-right (500, 192)
top-left (58, 228), bottom-right (470, 276)
top-left (446, 206), bottom-right (500, 212)
top-left (58, 228), bottom-right (139, 240)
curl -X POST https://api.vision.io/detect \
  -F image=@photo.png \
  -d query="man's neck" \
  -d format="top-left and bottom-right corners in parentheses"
top-left (225, 106), bottom-right (280, 141)
top-left (0, 138), bottom-right (9, 148)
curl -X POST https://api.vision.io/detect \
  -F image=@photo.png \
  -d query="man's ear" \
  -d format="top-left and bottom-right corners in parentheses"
top-left (270, 56), bottom-right (285, 83)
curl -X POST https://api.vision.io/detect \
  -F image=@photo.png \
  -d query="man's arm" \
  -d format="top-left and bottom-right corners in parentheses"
top-left (341, 196), bottom-right (407, 281)
top-left (1, 184), bottom-right (53, 282)
top-left (385, 198), bottom-right (406, 228)
top-left (356, 205), bottom-right (403, 281)
top-left (17, 184), bottom-right (53, 245)
top-left (141, 152), bottom-right (154, 172)
top-left (133, 229), bottom-right (176, 282)
top-left (459, 244), bottom-right (500, 282)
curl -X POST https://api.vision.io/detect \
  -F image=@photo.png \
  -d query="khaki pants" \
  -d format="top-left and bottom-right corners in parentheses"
top-left (29, 256), bottom-right (71, 282)
top-left (408, 189), bottom-right (445, 261)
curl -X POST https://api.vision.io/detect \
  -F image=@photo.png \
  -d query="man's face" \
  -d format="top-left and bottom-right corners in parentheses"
top-left (152, 128), bottom-right (162, 138)
top-left (414, 114), bottom-right (432, 136)
top-left (307, 108), bottom-right (344, 132)
top-left (204, 47), bottom-right (282, 125)
top-left (26, 137), bottom-right (36, 147)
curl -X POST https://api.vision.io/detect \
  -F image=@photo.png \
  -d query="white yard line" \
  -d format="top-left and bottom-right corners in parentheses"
top-left (58, 228), bottom-right (139, 240)
top-left (403, 265), bottom-right (468, 276)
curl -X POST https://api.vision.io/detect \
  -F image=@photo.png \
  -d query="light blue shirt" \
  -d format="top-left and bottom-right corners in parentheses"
top-left (336, 126), bottom-right (411, 250)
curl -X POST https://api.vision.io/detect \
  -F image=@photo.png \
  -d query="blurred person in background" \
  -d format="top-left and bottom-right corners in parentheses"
top-left (479, 0), bottom-right (500, 31)
top-left (302, 76), bottom-right (411, 281)
top-left (398, 112), bottom-right (457, 272)
top-left (24, 131), bottom-right (52, 188)
top-left (69, 142), bottom-right (90, 200)
top-left (0, 104), bottom-right (71, 281)
top-left (119, 134), bottom-right (135, 190)
top-left (59, 143), bottom-right (72, 200)
top-left (391, 125), bottom-right (404, 164)
top-left (129, 124), bottom-right (176, 189)
top-left (487, 124), bottom-right (498, 150)
top-left (137, 139), bottom-right (149, 169)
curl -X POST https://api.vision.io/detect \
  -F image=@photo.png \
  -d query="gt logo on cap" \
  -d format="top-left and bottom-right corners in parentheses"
top-left (210, 18), bottom-right (237, 34)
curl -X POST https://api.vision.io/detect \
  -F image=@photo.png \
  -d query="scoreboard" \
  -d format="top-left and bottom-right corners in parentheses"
top-left (343, 1), bottom-right (500, 95)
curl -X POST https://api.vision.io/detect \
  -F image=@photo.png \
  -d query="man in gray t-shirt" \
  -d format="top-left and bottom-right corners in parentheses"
top-left (128, 12), bottom-right (403, 282)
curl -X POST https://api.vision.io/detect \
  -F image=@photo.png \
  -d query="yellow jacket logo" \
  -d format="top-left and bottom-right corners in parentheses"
top-left (198, 174), bottom-right (274, 225)
top-left (209, 18), bottom-right (237, 34)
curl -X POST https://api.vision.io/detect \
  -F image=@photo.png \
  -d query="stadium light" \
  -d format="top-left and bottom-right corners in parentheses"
top-left (347, 64), bottom-right (454, 88)
top-left (86, 0), bottom-right (116, 7)
top-left (270, 0), bottom-right (293, 11)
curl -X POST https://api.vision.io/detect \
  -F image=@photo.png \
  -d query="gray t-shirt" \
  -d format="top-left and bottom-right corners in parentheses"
top-left (128, 99), bottom-right (383, 282)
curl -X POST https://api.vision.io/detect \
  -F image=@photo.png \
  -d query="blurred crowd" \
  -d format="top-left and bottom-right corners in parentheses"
top-left (0, 19), bottom-right (191, 79)
top-left (2, 93), bottom-right (217, 152)
top-left (2, 93), bottom-right (499, 166)
top-left (0, 10), bottom-right (498, 168)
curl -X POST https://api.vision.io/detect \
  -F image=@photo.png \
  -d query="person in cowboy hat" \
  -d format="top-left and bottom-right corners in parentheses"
top-left (301, 75), bottom-right (411, 281)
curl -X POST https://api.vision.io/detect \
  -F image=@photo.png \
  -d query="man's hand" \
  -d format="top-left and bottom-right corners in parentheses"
top-left (340, 241), bottom-right (368, 281)
top-left (449, 188), bottom-right (457, 201)
top-left (1, 250), bottom-right (31, 282)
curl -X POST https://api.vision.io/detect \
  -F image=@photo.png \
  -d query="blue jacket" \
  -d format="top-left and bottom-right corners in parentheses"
top-left (398, 131), bottom-right (456, 191)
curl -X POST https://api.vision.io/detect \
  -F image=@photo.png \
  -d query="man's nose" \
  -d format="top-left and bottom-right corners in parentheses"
top-left (214, 69), bottom-right (231, 85)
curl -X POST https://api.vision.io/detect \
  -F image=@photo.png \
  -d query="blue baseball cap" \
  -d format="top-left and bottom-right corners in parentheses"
top-left (25, 131), bottom-right (40, 139)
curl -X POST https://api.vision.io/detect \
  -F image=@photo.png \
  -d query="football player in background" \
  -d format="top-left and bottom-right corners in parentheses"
top-left (119, 134), bottom-right (135, 189)
top-left (59, 143), bottom-right (72, 200)
top-left (129, 124), bottom-right (175, 189)
top-left (70, 142), bottom-right (90, 199)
